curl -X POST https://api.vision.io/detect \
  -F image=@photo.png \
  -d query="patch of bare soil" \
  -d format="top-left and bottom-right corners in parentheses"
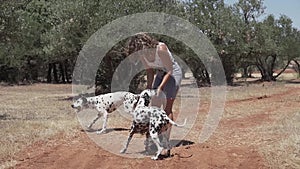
top-left (15, 131), bottom-right (266, 169)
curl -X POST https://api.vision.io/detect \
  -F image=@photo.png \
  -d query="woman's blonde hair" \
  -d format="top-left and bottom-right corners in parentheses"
top-left (127, 33), bottom-right (159, 55)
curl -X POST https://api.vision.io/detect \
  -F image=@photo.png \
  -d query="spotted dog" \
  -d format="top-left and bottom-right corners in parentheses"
top-left (71, 91), bottom-right (138, 134)
top-left (120, 89), bottom-right (187, 160)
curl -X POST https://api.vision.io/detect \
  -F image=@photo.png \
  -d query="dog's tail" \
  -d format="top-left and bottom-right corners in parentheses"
top-left (165, 115), bottom-right (187, 127)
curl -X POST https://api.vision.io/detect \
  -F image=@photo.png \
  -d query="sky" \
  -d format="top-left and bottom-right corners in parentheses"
top-left (223, 0), bottom-right (300, 29)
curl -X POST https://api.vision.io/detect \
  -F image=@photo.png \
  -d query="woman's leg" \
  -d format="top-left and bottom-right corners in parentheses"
top-left (159, 98), bottom-right (175, 156)
top-left (164, 98), bottom-right (175, 139)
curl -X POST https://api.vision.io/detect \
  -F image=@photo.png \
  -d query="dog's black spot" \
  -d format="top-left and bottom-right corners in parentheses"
top-left (155, 126), bottom-right (161, 132)
top-left (160, 114), bottom-right (164, 120)
top-left (158, 122), bottom-right (164, 129)
top-left (151, 130), bottom-right (156, 134)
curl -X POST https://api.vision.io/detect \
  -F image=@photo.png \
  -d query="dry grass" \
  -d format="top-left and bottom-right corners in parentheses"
top-left (219, 82), bottom-right (300, 169)
top-left (0, 84), bottom-right (79, 167)
top-left (177, 80), bottom-right (300, 168)
top-left (0, 78), bottom-right (299, 168)
top-left (258, 107), bottom-right (300, 168)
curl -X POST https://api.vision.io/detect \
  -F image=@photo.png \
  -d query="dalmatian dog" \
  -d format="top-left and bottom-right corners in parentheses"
top-left (71, 91), bottom-right (138, 134)
top-left (120, 89), bottom-right (187, 160)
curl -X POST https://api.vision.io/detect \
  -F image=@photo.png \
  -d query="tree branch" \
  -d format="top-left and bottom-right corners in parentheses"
top-left (274, 60), bottom-right (291, 79)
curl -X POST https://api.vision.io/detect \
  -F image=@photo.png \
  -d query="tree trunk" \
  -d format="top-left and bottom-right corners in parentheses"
top-left (266, 54), bottom-right (276, 80)
top-left (53, 63), bottom-right (59, 83)
top-left (64, 59), bottom-right (71, 83)
top-left (293, 59), bottom-right (300, 77)
top-left (59, 62), bottom-right (66, 83)
top-left (47, 63), bottom-right (52, 83)
top-left (241, 66), bottom-right (247, 78)
top-left (194, 66), bottom-right (211, 87)
top-left (204, 69), bottom-right (211, 85)
top-left (256, 56), bottom-right (276, 81)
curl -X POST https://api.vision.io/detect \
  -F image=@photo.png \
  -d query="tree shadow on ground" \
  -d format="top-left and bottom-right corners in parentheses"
top-left (81, 127), bottom-right (130, 133)
top-left (285, 79), bottom-right (300, 84)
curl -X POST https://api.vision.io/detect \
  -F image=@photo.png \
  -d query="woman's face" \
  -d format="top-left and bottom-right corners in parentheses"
top-left (128, 47), bottom-right (156, 65)
top-left (127, 35), bottom-right (157, 64)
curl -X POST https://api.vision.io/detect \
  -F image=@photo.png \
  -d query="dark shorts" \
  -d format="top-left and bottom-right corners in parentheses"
top-left (152, 71), bottom-right (182, 99)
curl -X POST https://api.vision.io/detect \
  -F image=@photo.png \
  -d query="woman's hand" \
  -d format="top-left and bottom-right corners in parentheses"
top-left (157, 86), bottom-right (163, 97)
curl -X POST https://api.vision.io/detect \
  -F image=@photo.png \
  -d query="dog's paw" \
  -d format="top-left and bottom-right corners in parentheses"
top-left (96, 129), bottom-right (106, 134)
top-left (120, 148), bottom-right (126, 154)
top-left (151, 156), bottom-right (159, 160)
top-left (160, 149), bottom-right (171, 157)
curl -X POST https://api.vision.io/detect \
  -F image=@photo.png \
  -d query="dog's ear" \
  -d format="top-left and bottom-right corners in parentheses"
top-left (82, 97), bottom-right (87, 104)
top-left (133, 95), bottom-right (140, 107)
top-left (144, 92), bottom-right (151, 99)
top-left (134, 94), bottom-right (140, 101)
top-left (152, 89), bottom-right (157, 96)
top-left (142, 93), bottom-right (151, 106)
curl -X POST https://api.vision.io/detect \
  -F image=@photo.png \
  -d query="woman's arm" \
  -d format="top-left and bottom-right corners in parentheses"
top-left (157, 44), bottom-right (173, 91)
top-left (146, 68), bottom-right (154, 89)
top-left (140, 56), bottom-right (155, 89)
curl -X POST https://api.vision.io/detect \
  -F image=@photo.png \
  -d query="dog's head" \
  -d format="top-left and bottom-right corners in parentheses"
top-left (123, 93), bottom-right (139, 114)
top-left (138, 89), bottom-right (156, 106)
top-left (71, 97), bottom-right (88, 111)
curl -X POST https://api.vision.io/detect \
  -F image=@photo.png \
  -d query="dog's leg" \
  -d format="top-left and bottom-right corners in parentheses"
top-left (87, 114), bottom-right (101, 129)
top-left (120, 123), bottom-right (135, 154)
top-left (96, 108), bottom-right (108, 134)
top-left (160, 132), bottom-right (171, 157)
top-left (144, 131), bottom-right (156, 154)
top-left (150, 132), bottom-right (164, 160)
top-left (144, 131), bottom-right (151, 153)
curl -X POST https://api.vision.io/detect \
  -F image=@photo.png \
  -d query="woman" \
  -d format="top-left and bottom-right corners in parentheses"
top-left (127, 33), bottom-right (182, 156)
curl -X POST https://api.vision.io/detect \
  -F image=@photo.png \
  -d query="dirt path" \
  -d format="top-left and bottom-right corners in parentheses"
top-left (15, 131), bottom-right (266, 169)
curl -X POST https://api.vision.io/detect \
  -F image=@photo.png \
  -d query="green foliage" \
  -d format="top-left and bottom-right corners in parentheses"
top-left (0, 0), bottom-right (299, 85)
